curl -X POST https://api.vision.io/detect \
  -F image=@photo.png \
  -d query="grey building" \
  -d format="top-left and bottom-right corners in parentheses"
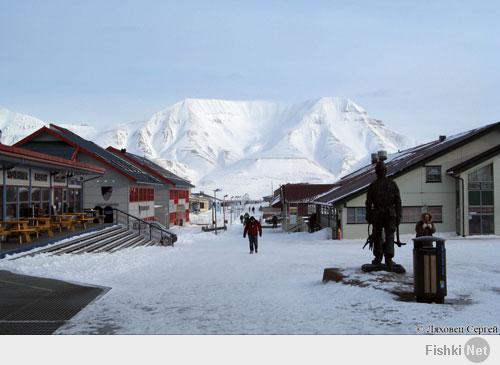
top-left (14, 124), bottom-right (162, 221)
top-left (106, 147), bottom-right (194, 227)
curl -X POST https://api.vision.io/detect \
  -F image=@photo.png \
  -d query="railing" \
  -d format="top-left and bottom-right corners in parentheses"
top-left (112, 208), bottom-right (177, 246)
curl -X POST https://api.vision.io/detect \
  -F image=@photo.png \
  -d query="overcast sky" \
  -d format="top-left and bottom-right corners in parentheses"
top-left (1, 0), bottom-right (499, 142)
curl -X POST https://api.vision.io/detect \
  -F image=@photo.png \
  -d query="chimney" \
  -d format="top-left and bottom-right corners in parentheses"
top-left (377, 150), bottom-right (387, 161)
top-left (439, 135), bottom-right (446, 142)
top-left (371, 153), bottom-right (379, 164)
top-left (120, 148), bottom-right (127, 153)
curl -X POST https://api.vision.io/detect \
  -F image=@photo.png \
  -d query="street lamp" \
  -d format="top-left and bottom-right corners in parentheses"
top-left (213, 188), bottom-right (221, 235)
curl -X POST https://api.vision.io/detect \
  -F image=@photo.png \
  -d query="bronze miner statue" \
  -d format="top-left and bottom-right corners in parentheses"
top-left (362, 160), bottom-right (406, 273)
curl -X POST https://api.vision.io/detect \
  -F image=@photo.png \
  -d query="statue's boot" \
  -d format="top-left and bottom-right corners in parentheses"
top-left (385, 257), bottom-right (394, 272)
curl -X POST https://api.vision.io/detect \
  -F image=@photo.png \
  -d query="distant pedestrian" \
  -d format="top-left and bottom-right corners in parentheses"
top-left (240, 215), bottom-right (244, 224)
top-left (415, 212), bottom-right (436, 237)
top-left (244, 212), bottom-right (250, 225)
top-left (252, 207), bottom-right (255, 214)
top-left (243, 216), bottom-right (262, 254)
top-left (308, 213), bottom-right (317, 233)
top-left (271, 215), bottom-right (278, 229)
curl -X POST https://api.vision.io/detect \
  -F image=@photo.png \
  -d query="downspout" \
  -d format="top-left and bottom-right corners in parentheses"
top-left (449, 172), bottom-right (466, 237)
top-left (458, 176), bottom-right (466, 238)
top-left (2, 168), bottom-right (6, 221)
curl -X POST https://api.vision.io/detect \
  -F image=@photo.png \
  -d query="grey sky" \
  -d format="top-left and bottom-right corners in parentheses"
top-left (1, 0), bottom-right (499, 142)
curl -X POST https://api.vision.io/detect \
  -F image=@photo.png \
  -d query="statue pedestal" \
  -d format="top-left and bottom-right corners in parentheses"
top-left (361, 263), bottom-right (406, 274)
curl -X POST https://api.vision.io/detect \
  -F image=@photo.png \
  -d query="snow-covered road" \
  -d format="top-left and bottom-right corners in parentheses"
top-left (1, 225), bottom-right (499, 334)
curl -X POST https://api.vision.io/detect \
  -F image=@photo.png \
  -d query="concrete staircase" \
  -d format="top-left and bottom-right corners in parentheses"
top-left (11, 225), bottom-right (161, 260)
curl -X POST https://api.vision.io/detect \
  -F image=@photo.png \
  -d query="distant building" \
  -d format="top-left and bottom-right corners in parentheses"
top-left (314, 122), bottom-right (500, 239)
top-left (269, 183), bottom-right (337, 232)
top-left (190, 191), bottom-right (221, 213)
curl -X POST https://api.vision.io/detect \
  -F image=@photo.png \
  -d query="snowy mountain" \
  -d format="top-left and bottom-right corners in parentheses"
top-left (0, 108), bottom-right (46, 145)
top-left (0, 98), bottom-right (414, 197)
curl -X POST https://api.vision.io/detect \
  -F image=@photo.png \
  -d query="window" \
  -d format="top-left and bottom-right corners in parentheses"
top-left (19, 187), bottom-right (30, 217)
top-left (53, 175), bottom-right (66, 183)
top-left (6, 186), bottom-right (18, 219)
top-left (130, 187), bottom-right (154, 202)
top-left (129, 187), bottom-right (139, 202)
top-left (426, 166), bottom-right (442, 183)
top-left (7, 170), bottom-right (28, 180)
top-left (401, 206), bottom-right (442, 223)
top-left (34, 173), bottom-right (48, 182)
top-left (347, 207), bottom-right (366, 224)
top-left (468, 164), bottom-right (494, 234)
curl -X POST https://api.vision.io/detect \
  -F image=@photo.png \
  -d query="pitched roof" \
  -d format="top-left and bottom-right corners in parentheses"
top-left (447, 144), bottom-right (500, 175)
top-left (106, 146), bottom-right (194, 188)
top-left (15, 124), bottom-right (161, 185)
top-left (0, 143), bottom-right (105, 174)
top-left (280, 183), bottom-right (338, 204)
top-left (315, 121), bottom-right (500, 206)
top-left (191, 192), bottom-right (222, 201)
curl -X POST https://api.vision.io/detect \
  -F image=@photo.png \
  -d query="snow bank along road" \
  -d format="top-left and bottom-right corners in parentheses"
top-left (0, 225), bottom-right (499, 334)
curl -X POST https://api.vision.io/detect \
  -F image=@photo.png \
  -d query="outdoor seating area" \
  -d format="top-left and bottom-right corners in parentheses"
top-left (0, 211), bottom-right (104, 247)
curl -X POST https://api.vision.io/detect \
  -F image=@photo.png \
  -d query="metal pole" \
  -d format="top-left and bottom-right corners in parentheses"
top-left (223, 194), bottom-right (227, 229)
top-left (214, 189), bottom-right (217, 235)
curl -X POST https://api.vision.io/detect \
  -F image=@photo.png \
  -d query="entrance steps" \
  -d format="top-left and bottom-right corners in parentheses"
top-left (10, 225), bottom-right (161, 260)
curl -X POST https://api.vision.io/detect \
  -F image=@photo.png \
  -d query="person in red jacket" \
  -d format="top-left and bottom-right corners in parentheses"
top-left (243, 216), bottom-right (262, 254)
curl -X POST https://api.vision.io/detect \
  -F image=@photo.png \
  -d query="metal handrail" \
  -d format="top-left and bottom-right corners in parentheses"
top-left (112, 208), bottom-right (177, 246)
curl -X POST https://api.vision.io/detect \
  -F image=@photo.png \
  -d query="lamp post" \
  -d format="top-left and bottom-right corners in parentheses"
top-left (230, 196), bottom-right (234, 225)
top-left (213, 188), bottom-right (221, 235)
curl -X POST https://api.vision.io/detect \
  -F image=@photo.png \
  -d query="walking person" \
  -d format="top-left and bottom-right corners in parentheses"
top-left (271, 215), bottom-right (278, 229)
top-left (243, 216), bottom-right (262, 254)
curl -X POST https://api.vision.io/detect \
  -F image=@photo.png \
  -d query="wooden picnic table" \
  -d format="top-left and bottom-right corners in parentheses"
top-left (27, 217), bottom-right (54, 238)
top-left (63, 213), bottom-right (95, 229)
top-left (51, 215), bottom-right (77, 232)
top-left (4, 220), bottom-right (38, 244)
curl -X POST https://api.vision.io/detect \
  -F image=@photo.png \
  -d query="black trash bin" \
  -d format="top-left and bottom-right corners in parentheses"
top-left (412, 236), bottom-right (447, 304)
top-left (103, 206), bottom-right (114, 224)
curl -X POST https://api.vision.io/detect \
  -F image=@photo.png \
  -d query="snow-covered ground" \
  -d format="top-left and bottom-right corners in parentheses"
top-left (0, 223), bottom-right (498, 334)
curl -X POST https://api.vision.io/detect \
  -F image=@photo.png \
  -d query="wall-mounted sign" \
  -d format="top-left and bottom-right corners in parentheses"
top-left (139, 205), bottom-right (150, 212)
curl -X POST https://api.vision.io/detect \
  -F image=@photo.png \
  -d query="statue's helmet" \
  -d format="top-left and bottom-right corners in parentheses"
top-left (375, 161), bottom-right (387, 177)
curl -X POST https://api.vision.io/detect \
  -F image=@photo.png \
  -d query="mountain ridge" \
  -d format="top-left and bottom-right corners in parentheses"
top-left (0, 97), bottom-right (415, 197)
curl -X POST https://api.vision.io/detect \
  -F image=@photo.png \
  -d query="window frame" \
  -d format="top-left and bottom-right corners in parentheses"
top-left (346, 207), bottom-right (367, 224)
top-left (425, 165), bottom-right (442, 183)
